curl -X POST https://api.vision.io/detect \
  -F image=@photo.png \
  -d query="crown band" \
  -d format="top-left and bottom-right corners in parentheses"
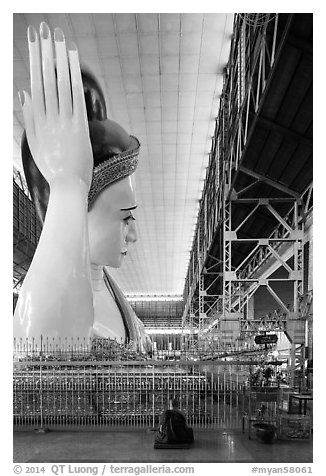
top-left (88, 136), bottom-right (140, 209)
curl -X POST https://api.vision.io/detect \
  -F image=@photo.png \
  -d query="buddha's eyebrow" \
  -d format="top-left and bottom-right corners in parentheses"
top-left (120, 205), bottom-right (138, 211)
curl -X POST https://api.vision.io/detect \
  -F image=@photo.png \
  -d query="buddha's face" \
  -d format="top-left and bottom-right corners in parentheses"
top-left (87, 174), bottom-right (137, 267)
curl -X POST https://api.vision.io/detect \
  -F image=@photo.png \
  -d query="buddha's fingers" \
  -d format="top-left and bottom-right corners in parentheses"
top-left (68, 45), bottom-right (88, 128)
top-left (54, 27), bottom-right (72, 118)
top-left (40, 22), bottom-right (58, 121)
top-left (28, 25), bottom-right (45, 124)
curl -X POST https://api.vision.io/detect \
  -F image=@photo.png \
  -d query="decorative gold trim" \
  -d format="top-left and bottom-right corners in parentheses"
top-left (88, 136), bottom-right (140, 209)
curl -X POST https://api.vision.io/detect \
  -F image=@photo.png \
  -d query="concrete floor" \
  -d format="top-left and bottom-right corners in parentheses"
top-left (13, 429), bottom-right (313, 463)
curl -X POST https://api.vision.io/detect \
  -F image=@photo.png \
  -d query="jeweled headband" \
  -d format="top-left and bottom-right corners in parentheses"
top-left (88, 135), bottom-right (140, 210)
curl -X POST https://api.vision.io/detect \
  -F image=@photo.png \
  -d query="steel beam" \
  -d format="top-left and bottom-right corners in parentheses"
top-left (181, 15), bottom-right (312, 365)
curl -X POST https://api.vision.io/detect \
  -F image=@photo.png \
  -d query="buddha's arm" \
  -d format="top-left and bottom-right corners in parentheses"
top-left (13, 23), bottom-right (94, 343)
top-left (14, 178), bottom-right (93, 341)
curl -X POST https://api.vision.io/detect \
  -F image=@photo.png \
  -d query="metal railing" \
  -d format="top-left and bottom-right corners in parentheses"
top-left (13, 337), bottom-right (290, 432)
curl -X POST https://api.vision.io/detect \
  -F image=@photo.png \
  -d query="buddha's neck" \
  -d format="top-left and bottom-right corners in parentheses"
top-left (90, 264), bottom-right (105, 292)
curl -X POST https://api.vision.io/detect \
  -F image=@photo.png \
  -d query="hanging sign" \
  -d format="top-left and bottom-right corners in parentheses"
top-left (254, 334), bottom-right (278, 345)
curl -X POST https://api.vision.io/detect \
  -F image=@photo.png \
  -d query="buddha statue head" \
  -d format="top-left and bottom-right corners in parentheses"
top-left (21, 68), bottom-right (140, 267)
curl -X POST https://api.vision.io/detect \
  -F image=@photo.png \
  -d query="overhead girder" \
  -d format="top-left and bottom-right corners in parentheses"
top-left (224, 15), bottom-right (295, 199)
top-left (206, 189), bottom-right (307, 332)
top-left (239, 165), bottom-right (301, 198)
top-left (183, 14), bottom-right (289, 327)
top-left (182, 13), bottom-right (312, 369)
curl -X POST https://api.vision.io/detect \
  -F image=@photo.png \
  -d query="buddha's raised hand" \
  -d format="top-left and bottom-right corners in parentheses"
top-left (19, 22), bottom-right (93, 191)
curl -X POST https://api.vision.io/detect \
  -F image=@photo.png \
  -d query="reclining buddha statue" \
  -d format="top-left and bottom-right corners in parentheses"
top-left (13, 22), bottom-right (151, 354)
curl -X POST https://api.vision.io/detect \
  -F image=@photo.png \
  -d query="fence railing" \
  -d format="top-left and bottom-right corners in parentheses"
top-left (13, 358), bottom-right (253, 431)
top-left (13, 337), bottom-right (292, 432)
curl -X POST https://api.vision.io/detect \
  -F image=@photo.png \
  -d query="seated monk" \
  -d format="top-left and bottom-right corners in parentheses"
top-left (155, 397), bottom-right (194, 445)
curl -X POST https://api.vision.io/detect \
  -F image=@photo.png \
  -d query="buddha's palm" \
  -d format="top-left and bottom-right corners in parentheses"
top-left (20, 23), bottom-right (92, 190)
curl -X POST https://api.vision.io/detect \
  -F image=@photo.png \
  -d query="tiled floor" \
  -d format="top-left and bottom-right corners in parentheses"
top-left (13, 429), bottom-right (313, 463)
